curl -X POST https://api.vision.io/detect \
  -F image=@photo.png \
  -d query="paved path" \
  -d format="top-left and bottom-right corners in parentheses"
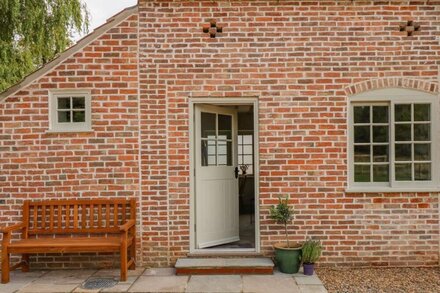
top-left (0, 268), bottom-right (327, 293)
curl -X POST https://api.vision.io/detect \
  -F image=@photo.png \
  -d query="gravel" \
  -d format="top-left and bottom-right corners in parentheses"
top-left (316, 267), bottom-right (440, 293)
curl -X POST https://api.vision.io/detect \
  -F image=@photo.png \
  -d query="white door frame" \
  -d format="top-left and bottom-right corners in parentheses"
top-left (189, 97), bottom-right (260, 254)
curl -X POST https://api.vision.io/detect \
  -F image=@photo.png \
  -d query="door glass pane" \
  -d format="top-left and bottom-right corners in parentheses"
top-left (354, 106), bottom-right (370, 123)
top-left (414, 124), bottom-right (430, 141)
top-left (58, 111), bottom-right (71, 123)
top-left (373, 145), bottom-right (388, 162)
top-left (57, 97), bottom-right (71, 109)
top-left (201, 112), bottom-right (216, 139)
top-left (72, 97), bottom-right (85, 109)
top-left (373, 106), bottom-right (388, 123)
top-left (395, 124), bottom-right (411, 141)
top-left (373, 126), bottom-right (388, 142)
top-left (354, 165), bottom-right (370, 182)
top-left (414, 144), bottom-right (431, 161)
top-left (354, 145), bottom-right (370, 162)
top-left (395, 104), bottom-right (411, 122)
top-left (414, 104), bottom-right (430, 121)
top-left (415, 163), bottom-right (431, 181)
top-left (395, 163), bottom-right (412, 181)
top-left (201, 140), bottom-right (216, 166)
top-left (354, 126), bottom-right (370, 143)
top-left (373, 165), bottom-right (389, 182)
top-left (217, 140), bottom-right (232, 166)
top-left (395, 144), bottom-right (412, 161)
top-left (218, 114), bottom-right (232, 140)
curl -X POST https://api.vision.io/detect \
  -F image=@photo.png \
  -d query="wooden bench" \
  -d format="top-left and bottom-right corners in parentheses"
top-left (0, 198), bottom-right (136, 284)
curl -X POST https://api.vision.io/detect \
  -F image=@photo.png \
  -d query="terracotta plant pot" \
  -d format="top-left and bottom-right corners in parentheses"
top-left (303, 263), bottom-right (314, 275)
top-left (273, 242), bottom-right (302, 274)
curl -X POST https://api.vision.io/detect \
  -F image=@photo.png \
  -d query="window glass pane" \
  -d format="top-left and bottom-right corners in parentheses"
top-left (201, 112), bottom-right (216, 139)
top-left (238, 135), bottom-right (243, 144)
top-left (414, 104), bottom-right (430, 121)
top-left (243, 135), bottom-right (252, 144)
top-left (57, 97), bottom-right (71, 109)
top-left (373, 145), bottom-right (388, 162)
top-left (243, 145), bottom-right (253, 155)
top-left (373, 106), bottom-right (388, 123)
top-left (354, 165), bottom-right (370, 182)
top-left (58, 111), bottom-right (71, 123)
top-left (72, 97), bottom-right (85, 109)
top-left (373, 126), bottom-right (388, 142)
top-left (395, 163), bottom-right (412, 181)
top-left (415, 163), bottom-right (431, 181)
top-left (201, 140), bottom-right (216, 166)
top-left (354, 126), bottom-right (370, 143)
top-left (414, 124), bottom-right (430, 141)
top-left (354, 106), bottom-right (370, 123)
top-left (414, 144), bottom-right (431, 161)
top-left (354, 145), bottom-right (370, 162)
top-left (244, 155), bottom-right (253, 165)
top-left (395, 104), bottom-right (411, 122)
top-left (373, 165), bottom-right (389, 182)
top-left (395, 124), bottom-right (411, 141)
top-left (218, 114), bottom-right (232, 140)
top-left (73, 111), bottom-right (85, 122)
top-left (395, 144), bottom-right (412, 161)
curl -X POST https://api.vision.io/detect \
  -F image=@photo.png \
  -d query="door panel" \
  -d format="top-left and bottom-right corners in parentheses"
top-left (195, 105), bottom-right (239, 249)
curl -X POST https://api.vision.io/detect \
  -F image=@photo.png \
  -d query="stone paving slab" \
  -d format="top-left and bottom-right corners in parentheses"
top-left (128, 275), bottom-right (189, 293)
top-left (0, 268), bottom-right (327, 293)
top-left (186, 275), bottom-right (242, 293)
top-left (242, 275), bottom-right (301, 293)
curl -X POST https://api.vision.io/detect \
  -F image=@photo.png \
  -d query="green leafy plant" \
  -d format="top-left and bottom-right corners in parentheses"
top-left (269, 196), bottom-right (294, 247)
top-left (301, 239), bottom-right (323, 264)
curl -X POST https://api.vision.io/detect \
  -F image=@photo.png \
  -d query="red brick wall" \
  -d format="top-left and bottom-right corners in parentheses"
top-left (138, 0), bottom-right (439, 267)
top-left (0, 14), bottom-right (139, 269)
top-left (1, 0), bottom-right (439, 270)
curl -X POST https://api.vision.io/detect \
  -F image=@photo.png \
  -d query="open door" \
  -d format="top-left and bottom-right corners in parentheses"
top-left (195, 104), bottom-right (239, 248)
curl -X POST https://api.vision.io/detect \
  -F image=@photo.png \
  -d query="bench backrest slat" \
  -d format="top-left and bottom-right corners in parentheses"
top-left (24, 199), bottom-right (136, 235)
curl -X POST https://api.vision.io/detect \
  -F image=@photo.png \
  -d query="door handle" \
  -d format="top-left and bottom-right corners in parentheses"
top-left (234, 167), bottom-right (239, 179)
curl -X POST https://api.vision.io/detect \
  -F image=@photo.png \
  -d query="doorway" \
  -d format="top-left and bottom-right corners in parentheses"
top-left (190, 98), bottom-right (259, 253)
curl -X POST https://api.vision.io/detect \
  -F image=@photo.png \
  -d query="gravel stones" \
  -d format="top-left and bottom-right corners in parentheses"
top-left (317, 267), bottom-right (440, 293)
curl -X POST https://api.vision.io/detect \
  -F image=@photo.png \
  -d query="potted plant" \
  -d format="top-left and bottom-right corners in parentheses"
top-left (269, 196), bottom-right (302, 274)
top-left (301, 239), bottom-right (323, 276)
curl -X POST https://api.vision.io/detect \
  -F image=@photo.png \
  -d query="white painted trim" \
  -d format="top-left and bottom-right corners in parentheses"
top-left (48, 90), bottom-right (92, 132)
top-left (189, 97), bottom-right (260, 254)
top-left (347, 87), bottom-right (439, 190)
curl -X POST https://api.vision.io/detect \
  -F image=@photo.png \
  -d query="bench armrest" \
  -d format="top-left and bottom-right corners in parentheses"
top-left (119, 219), bottom-right (135, 232)
top-left (0, 222), bottom-right (25, 234)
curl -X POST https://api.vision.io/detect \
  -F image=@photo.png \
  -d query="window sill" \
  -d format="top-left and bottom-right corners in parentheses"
top-left (45, 129), bottom-right (94, 134)
top-left (345, 187), bottom-right (440, 193)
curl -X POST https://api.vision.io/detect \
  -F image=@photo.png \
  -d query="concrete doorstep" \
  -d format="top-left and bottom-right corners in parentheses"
top-left (0, 267), bottom-right (327, 293)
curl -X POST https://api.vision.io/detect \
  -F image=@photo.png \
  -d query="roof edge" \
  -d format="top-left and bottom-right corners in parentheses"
top-left (0, 5), bottom-right (138, 102)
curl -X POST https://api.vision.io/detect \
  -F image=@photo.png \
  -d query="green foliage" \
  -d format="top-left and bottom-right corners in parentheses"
top-left (301, 239), bottom-right (323, 264)
top-left (0, 0), bottom-right (89, 92)
top-left (269, 196), bottom-right (295, 247)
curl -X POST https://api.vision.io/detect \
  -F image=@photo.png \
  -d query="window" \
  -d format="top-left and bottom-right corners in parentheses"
top-left (200, 112), bottom-right (233, 166)
top-left (238, 133), bottom-right (254, 174)
top-left (349, 88), bottom-right (438, 190)
top-left (49, 91), bottom-right (92, 132)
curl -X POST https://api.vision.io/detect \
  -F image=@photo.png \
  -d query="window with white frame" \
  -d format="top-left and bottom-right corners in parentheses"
top-left (349, 88), bottom-right (439, 190)
top-left (49, 91), bottom-right (92, 132)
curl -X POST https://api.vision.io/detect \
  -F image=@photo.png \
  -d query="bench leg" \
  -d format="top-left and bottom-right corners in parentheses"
top-left (22, 254), bottom-right (30, 272)
top-left (120, 244), bottom-right (128, 282)
top-left (1, 248), bottom-right (10, 284)
top-left (129, 237), bottom-right (136, 270)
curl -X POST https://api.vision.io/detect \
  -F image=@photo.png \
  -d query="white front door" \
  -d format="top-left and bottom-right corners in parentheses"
top-left (195, 104), bottom-right (239, 249)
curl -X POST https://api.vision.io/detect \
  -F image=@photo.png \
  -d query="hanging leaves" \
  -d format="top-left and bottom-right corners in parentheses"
top-left (0, 0), bottom-right (89, 92)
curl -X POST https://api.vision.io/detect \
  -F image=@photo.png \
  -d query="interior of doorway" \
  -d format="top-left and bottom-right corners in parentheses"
top-left (204, 104), bottom-right (256, 250)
